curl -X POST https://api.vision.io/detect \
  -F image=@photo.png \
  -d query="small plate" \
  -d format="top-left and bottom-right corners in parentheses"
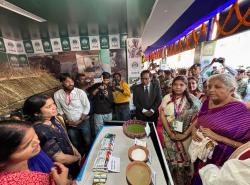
top-left (126, 161), bottom-right (151, 185)
top-left (128, 145), bottom-right (149, 162)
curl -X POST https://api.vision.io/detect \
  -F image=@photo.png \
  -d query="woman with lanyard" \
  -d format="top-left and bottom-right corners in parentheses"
top-left (160, 75), bottom-right (201, 185)
top-left (23, 94), bottom-right (81, 179)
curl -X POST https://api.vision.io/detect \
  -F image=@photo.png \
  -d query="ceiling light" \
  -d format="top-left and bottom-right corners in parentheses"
top-left (0, 0), bottom-right (46, 22)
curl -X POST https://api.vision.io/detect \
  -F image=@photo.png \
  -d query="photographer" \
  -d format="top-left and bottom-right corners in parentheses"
top-left (201, 57), bottom-right (237, 77)
top-left (112, 72), bottom-right (131, 121)
top-left (91, 72), bottom-right (113, 133)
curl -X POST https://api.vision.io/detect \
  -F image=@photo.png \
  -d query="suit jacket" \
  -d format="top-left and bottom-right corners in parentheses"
top-left (133, 82), bottom-right (162, 121)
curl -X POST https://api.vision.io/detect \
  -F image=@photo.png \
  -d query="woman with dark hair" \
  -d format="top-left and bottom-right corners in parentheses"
top-left (23, 94), bottom-right (81, 179)
top-left (188, 76), bottom-right (205, 100)
top-left (191, 74), bottom-right (250, 185)
top-left (160, 75), bottom-right (201, 185)
top-left (0, 120), bottom-right (73, 185)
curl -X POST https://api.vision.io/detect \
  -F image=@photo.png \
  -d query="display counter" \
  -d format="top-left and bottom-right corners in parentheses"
top-left (76, 121), bottom-right (174, 185)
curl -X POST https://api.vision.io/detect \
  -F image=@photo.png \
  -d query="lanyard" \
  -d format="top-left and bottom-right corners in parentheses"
top-left (173, 96), bottom-right (184, 119)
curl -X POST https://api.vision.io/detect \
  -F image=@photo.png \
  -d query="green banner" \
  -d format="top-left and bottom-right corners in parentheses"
top-left (42, 39), bottom-right (52, 52)
top-left (18, 55), bottom-right (29, 66)
top-left (0, 52), bottom-right (8, 64)
top-left (80, 37), bottom-right (90, 50)
top-left (59, 24), bottom-right (69, 37)
top-left (100, 35), bottom-right (109, 49)
top-left (99, 24), bottom-right (108, 35)
top-left (79, 24), bottom-right (88, 36)
top-left (23, 40), bottom-right (34, 53)
top-left (100, 49), bottom-right (110, 64)
top-left (60, 38), bottom-right (71, 51)
top-left (0, 38), bottom-right (6, 52)
top-left (8, 54), bottom-right (19, 66)
top-left (120, 34), bottom-right (127, 48)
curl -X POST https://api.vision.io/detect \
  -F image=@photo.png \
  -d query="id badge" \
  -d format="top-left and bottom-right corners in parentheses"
top-left (173, 121), bottom-right (183, 133)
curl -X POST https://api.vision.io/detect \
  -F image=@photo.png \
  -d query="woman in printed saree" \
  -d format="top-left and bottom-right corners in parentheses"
top-left (191, 74), bottom-right (250, 185)
top-left (160, 75), bottom-right (201, 185)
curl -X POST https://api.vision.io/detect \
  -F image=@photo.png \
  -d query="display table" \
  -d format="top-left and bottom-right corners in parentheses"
top-left (76, 121), bottom-right (173, 185)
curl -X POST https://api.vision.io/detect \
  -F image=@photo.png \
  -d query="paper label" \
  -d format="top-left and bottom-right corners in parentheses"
top-left (107, 156), bottom-right (120, 173)
top-left (173, 121), bottom-right (183, 133)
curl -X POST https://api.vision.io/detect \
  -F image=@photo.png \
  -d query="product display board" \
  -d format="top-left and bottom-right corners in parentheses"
top-left (76, 121), bottom-right (173, 185)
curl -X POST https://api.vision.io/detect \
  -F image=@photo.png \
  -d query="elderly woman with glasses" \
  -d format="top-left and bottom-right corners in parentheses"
top-left (191, 73), bottom-right (250, 185)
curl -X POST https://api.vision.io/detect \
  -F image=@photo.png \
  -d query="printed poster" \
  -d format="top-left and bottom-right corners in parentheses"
top-left (89, 36), bottom-right (100, 50)
top-left (50, 38), bottom-right (63, 52)
top-left (69, 37), bottom-right (81, 51)
top-left (109, 34), bottom-right (120, 49)
top-left (127, 38), bottom-right (142, 84)
top-left (31, 39), bottom-right (44, 54)
top-left (4, 38), bottom-right (17, 54)
top-left (80, 37), bottom-right (90, 50)
top-left (16, 41), bottom-right (25, 54)
top-left (23, 40), bottom-right (34, 53)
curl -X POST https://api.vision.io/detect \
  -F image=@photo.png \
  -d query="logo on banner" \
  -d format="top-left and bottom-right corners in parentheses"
top-left (100, 36), bottom-right (109, 49)
top-left (0, 38), bottom-right (6, 52)
top-left (19, 55), bottom-right (28, 66)
top-left (109, 35), bottom-right (120, 49)
top-left (16, 42), bottom-right (25, 54)
top-left (51, 38), bottom-right (62, 52)
top-left (61, 38), bottom-right (71, 51)
top-left (80, 37), bottom-right (90, 50)
top-left (23, 40), bottom-right (34, 53)
top-left (4, 39), bottom-right (17, 54)
top-left (120, 34), bottom-right (127, 48)
top-left (32, 40), bottom-right (44, 53)
top-left (89, 36), bottom-right (100, 50)
top-left (42, 39), bottom-right (52, 52)
top-left (8, 54), bottom-right (19, 67)
top-left (69, 37), bottom-right (81, 51)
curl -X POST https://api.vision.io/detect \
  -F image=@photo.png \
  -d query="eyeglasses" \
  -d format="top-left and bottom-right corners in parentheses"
top-left (141, 78), bottom-right (150, 80)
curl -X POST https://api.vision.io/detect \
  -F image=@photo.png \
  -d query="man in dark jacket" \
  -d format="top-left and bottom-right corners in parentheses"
top-left (133, 70), bottom-right (162, 126)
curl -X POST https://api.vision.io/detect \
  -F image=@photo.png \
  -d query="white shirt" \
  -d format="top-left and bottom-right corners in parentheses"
top-left (54, 87), bottom-right (90, 121)
top-left (199, 159), bottom-right (250, 185)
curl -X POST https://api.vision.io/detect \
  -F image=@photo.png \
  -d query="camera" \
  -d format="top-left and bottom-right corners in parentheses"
top-left (114, 79), bottom-right (119, 87)
top-left (215, 57), bottom-right (225, 64)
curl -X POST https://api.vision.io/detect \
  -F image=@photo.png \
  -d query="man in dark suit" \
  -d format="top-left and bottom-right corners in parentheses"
top-left (133, 70), bottom-right (162, 125)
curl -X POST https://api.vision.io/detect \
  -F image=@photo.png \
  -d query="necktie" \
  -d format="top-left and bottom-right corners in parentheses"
top-left (145, 86), bottom-right (149, 98)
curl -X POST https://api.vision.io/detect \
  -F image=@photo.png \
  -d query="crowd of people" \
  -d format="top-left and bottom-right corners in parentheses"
top-left (0, 57), bottom-right (250, 185)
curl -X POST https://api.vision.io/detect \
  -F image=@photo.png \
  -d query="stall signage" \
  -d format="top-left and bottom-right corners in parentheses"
top-left (69, 37), bottom-right (81, 51)
top-left (16, 41), bottom-right (25, 54)
top-left (23, 40), bottom-right (34, 53)
top-left (120, 34), bottom-right (127, 48)
top-left (0, 38), bottom-right (6, 52)
top-left (32, 40), bottom-right (44, 54)
top-left (4, 39), bottom-right (17, 54)
top-left (60, 38), bottom-right (71, 51)
top-left (80, 37), bottom-right (90, 50)
top-left (100, 35), bottom-right (109, 49)
top-left (109, 34), bottom-right (120, 49)
top-left (89, 36), bottom-right (100, 50)
top-left (42, 39), bottom-right (53, 52)
top-left (18, 55), bottom-right (29, 66)
top-left (51, 38), bottom-right (62, 52)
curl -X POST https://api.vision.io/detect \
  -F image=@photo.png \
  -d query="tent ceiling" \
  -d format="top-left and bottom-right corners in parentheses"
top-left (143, 0), bottom-right (237, 54)
top-left (3, 0), bottom-right (155, 37)
top-left (141, 0), bottom-right (194, 51)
